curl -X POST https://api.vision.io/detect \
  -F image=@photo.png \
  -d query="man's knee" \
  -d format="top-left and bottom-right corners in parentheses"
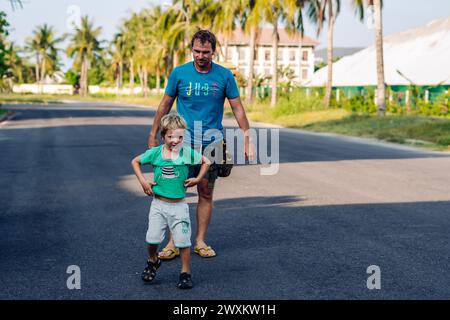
top-left (197, 180), bottom-right (214, 202)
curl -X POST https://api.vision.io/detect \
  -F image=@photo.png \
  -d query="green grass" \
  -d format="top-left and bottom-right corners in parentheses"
top-left (0, 93), bottom-right (162, 108)
top-left (2, 92), bottom-right (450, 151)
top-left (302, 114), bottom-right (450, 150)
top-left (243, 91), bottom-right (450, 151)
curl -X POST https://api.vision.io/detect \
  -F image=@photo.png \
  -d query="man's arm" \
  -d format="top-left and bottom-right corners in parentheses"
top-left (228, 96), bottom-right (255, 161)
top-left (147, 93), bottom-right (176, 148)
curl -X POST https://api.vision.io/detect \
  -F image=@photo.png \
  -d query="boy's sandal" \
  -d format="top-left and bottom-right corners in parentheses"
top-left (158, 247), bottom-right (180, 260)
top-left (194, 246), bottom-right (216, 258)
top-left (177, 272), bottom-right (193, 290)
top-left (142, 259), bottom-right (161, 283)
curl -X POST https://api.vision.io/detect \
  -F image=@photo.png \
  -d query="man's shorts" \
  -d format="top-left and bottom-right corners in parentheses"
top-left (188, 141), bottom-right (222, 189)
top-left (146, 198), bottom-right (191, 248)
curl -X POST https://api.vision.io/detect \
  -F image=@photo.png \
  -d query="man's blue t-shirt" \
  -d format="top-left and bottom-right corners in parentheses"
top-left (165, 61), bottom-right (240, 146)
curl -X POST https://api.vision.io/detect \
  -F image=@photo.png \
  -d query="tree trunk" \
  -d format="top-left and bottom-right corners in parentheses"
top-left (224, 38), bottom-right (229, 61)
top-left (137, 64), bottom-right (144, 96)
top-left (143, 67), bottom-right (148, 98)
top-left (246, 26), bottom-right (257, 103)
top-left (374, 0), bottom-right (386, 116)
top-left (156, 64), bottom-right (161, 94)
top-left (40, 58), bottom-right (46, 94)
top-left (129, 58), bottom-right (135, 95)
top-left (173, 52), bottom-right (179, 69)
top-left (35, 53), bottom-right (40, 83)
top-left (119, 60), bottom-right (123, 90)
top-left (324, 3), bottom-right (335, 107)
top-left (271, 14), bottom-right (279, 107)
top-left (81, 53), bottom-right (89, 97)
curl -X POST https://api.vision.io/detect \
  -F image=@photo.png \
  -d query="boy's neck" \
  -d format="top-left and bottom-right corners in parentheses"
top-left (163, 144), bottom-right (181, 159)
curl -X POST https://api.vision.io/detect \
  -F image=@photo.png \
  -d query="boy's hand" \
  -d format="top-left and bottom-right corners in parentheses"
top-left (184, 178), bottom-right (200, 188)
top-left (140, 180), bottom-right (157, 196)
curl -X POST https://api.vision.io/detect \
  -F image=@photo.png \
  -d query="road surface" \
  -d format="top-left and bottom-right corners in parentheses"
top-left (1, 102), bottom-right (449, 299)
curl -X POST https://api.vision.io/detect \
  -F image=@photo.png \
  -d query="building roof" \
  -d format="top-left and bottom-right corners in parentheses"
top-left (315, 47), bottom-right (364, 62)
top-left (225, 28), bottom-right (320, 47)
top-left (310, 16), bottom-right (450, 86)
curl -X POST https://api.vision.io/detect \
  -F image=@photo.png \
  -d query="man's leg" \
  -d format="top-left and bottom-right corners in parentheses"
top-left (195, 178), bottom-right (216, 257)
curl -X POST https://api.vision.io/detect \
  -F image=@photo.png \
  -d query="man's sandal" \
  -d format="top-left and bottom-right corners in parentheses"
top-left (158, 247), bottom-right (180, 260)
top-left (141, 259), bottom-right (161, 283)
top-left (194, 246), bottom-right (216, 258)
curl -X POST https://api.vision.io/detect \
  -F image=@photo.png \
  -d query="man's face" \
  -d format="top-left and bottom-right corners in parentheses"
top-left (192, 39), bottom-right (213, 68)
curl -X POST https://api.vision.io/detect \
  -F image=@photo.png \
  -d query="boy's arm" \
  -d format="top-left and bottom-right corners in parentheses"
top-left (184, 156), bottom-right (211, 187)
top-left (131, 155), bottom-right (156, 196)
top-left (147, 93), bottom-right (176, 148)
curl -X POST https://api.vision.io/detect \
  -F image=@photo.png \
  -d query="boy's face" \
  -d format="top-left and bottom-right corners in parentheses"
top-left (163, 128), bottom-right (185, 151)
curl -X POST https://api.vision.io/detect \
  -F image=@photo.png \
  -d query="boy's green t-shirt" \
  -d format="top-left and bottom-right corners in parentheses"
top-left (139, 145), bottom-right (203, 199)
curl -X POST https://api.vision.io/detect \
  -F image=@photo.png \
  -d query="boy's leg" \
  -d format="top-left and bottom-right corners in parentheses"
top-left (177, 247), bottom-right (193, 289)
top-left (147, 244), bottom-right (159, 263)
top-left (179, 247), bottom-right (190, 274)
top-left (142, 199), bottom-right (166, 282)
top-left (142, 245), bottom-right (161, 283)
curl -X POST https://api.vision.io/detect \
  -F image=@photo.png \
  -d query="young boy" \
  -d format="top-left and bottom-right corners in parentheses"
top-left (131, 113), bottom-right (210, 289)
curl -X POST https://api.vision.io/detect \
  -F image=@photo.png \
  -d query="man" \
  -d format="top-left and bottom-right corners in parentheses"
top-left (148, 29), bottom-right (254, 259)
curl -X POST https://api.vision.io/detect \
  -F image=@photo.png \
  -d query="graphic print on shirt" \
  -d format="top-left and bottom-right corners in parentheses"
top-left (186, 82), bottom-right (217, 97)
top-left (161, 166), bottom-right (179, 179)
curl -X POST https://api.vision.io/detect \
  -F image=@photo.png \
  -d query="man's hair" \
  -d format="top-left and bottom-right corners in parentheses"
top-left (191, 29), bottom-right (216, 52)
top-left (160, 113), bottom-right (187, 138)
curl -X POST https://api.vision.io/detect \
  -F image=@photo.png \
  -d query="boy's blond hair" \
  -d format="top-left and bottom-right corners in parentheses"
top-left (160, 113), bottom-right (188, 137)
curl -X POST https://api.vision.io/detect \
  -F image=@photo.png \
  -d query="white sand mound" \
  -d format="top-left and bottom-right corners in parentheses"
top-left (310, 16), bottom-right (450, 86)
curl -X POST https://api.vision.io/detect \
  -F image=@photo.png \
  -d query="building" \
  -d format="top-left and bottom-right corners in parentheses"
top-left (218, 28), bottom-right (319, 85)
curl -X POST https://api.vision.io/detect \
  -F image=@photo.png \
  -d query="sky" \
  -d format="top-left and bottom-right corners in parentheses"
top-left (1, 0), bottom-right (450, 70)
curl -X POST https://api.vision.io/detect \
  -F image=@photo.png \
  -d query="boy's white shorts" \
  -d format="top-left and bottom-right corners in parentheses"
top-left (146, 198), bottom-right (191, 248)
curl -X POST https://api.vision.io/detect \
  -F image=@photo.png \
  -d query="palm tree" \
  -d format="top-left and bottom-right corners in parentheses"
top-left (308, 0), bottom-right (341, 107)
top-left (241, 0), bottom-right (261, 104)
top-left (5, 0), bottom-right (22, 10)
top-left (4, 42), bottom-right (25, 83)
top-left (25, 24), bottom-right (65, 92)
top-left (110, 32), bottom-right (127, 91)
top-left (67, 16), bottom-right (103, 97)
top-left (353, 0), bottom-right (385, 116)
top-left (247, 0), bottom-right (298, 107)
top-left (210, 0), bottom-right (244, 61)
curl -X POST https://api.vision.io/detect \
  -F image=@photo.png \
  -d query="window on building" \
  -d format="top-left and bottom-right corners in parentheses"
top-left (239, 48), bottom-right (246, 61)
top-left (264, 68), bottom-right (271, 76)
top-left (265, 50), bottom-right (271, 61)
top-left (226, 48), bottom-right (233, 60)
top-left (278, 49), bottom-right (283, 60)
top-left (302, 50), bottom-right (308, 61)
top-left (290, 50), bottom-right (296, 61)
top-left (302, 68), bottom-right (308, 80)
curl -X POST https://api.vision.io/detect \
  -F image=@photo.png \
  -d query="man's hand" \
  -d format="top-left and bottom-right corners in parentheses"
top-left (245, 138), bottom-right (256, 162)
top-left (184, 178), bottom-right (200, 188)
top-left (147, 93), bottom-right (175, 148)
top-left (148, 137), bottom-right (159, 149)
top-left (228, 96), bottom-right (256, 162)
top-left (140, 180), bottom-right (157, 196)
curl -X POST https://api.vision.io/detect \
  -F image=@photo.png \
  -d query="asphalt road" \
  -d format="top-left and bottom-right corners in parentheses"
top-left (1, 102), bottom-right (450, 299)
